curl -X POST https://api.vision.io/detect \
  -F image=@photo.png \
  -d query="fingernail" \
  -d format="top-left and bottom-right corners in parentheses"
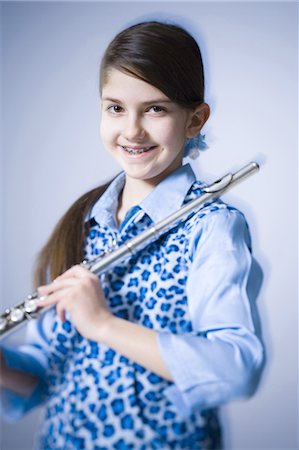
top-left (38, 295), bottom-right (47, 302)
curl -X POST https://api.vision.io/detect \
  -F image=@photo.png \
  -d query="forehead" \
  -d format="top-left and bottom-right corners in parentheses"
top-left (101, 68), bottom-right (170, 103)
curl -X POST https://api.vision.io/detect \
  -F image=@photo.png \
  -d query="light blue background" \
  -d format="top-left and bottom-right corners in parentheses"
top-left (0, 2), bottom-right (298, 449)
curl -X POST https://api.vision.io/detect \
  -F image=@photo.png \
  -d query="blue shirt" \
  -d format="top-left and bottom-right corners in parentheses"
top-left (1, 163), bottom-right (263, 449)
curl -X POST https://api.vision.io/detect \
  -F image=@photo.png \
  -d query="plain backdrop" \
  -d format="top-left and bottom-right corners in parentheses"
top-left (0, 1), bottom-right (298, 449)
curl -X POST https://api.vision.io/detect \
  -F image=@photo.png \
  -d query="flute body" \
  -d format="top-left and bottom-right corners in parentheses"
top-left (0, 162), bottom-right (259, 338)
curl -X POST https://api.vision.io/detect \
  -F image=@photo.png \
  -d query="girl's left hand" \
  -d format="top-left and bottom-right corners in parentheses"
top-left (37, 265), bottom-right (113, 342)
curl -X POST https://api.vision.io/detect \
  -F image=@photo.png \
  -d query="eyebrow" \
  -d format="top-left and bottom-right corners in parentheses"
top-left (101, 97), bottom-right (173, 105)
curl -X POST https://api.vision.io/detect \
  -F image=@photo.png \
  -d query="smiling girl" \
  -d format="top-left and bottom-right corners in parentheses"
top-left (0, 21), bottom-right (263, 449)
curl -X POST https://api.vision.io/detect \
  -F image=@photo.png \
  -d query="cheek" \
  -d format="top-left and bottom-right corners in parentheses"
top-left (99, 123), bottom-right (105, 142)
top-left (149, 121), bottom-right (169, 142)
top-left (159, 124), bottom-right (186, 149)
top-left (99, 117), bottom-right (107, 140)
top-left (154, 117), bottom-right (187, 144)
top-left (100, 117), bottom-right (117, 144)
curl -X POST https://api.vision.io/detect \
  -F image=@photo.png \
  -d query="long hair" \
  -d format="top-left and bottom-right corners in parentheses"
top-left (34, 182), bottom-right (111, 286)
top-left (34, 21), bottom-right (206, 286)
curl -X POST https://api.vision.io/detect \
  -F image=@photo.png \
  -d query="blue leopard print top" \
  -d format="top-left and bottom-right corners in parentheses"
top-left (36, 167), bottom-right (238, 449)
top-left (1, 164), bottom-right (261, 449)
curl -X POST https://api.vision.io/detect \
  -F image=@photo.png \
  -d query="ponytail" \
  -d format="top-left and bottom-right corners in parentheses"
top-left (33, 181), bottom-right (112, 287)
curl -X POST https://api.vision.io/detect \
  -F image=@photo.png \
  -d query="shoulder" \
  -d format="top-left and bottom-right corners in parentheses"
top-left (183, 180), bottom-right (251, 252)
top-left (184, 178), bottom-right (248, 224)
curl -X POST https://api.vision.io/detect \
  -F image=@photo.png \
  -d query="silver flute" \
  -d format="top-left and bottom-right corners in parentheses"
top-left (0, 161), bottom-right (259, 338)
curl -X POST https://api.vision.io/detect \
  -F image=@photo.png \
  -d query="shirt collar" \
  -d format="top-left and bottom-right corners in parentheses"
top-left (88, 172), bottom-right (125, 229)
top-left (89, 163), bottom-right (196, 227)
top-left (140, 163), bottom-right (196, 223)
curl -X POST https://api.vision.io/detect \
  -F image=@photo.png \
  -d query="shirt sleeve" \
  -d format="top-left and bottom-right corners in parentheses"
top-left (156, 208), bottom-right (264, 417)
top-left (0, 308), bottom-right (55, 422)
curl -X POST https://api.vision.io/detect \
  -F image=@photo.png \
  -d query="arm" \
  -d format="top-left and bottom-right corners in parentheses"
top-left (94, 315), bottom-right (173, 381)
top-left (0, 309), bottom-right (55, 421)
top-left (37, 209), bottom-right (263, 414)
top-left (156, 209), bottom-right (264, 413)
top-left (0, 351), bottom-right (38, 396)
top-left (37, 269), bottom-right (173, 380)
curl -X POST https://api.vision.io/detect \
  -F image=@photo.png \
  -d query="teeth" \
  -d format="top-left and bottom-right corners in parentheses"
top-left (122, 146), bottom-right (152, 154)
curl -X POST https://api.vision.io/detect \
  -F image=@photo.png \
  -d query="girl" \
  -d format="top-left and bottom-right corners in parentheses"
top-left (0, 21), bottom-right (263, 449)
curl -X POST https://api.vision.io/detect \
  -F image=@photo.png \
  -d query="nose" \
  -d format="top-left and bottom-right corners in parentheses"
top-left (123, 114), bottom-right (146, 142)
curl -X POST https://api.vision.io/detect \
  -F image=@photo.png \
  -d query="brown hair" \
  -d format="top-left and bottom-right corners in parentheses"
top-left (34, 182), bottom-right (111, 286)
top-left (34, 21), bottom-right (206, 286)
top-left (100, 21), bottom-right (205, 108)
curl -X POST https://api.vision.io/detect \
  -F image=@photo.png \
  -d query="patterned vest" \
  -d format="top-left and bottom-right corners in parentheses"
top-left (36, 183), bottom-right (227, 449)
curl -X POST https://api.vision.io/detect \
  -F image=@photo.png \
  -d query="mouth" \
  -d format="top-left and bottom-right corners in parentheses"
top-left (120, 145), bottom-right (156, 155)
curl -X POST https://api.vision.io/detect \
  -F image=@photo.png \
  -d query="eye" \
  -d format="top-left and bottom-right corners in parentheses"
top-left (148, 105), bottom-right (167, 113)
top-left (107, 105), bottom-right (123, 113)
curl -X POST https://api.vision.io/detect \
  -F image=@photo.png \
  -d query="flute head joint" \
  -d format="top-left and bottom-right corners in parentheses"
top-left (203, 174), bottom-right (233, 193)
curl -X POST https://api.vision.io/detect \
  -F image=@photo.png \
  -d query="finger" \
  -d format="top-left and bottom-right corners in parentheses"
top-left (38, 278), bottom-right (80, 297)
top-left (37, 285), bottom-right (54, 297)
top-left (56, 301), bottom-right (66, 322)
top-left (56, 264), bottom-right (91, 280)
top-left (36, 290), bottom-right (66, 308)
top-left (36, 294), bottom-right (57, 309)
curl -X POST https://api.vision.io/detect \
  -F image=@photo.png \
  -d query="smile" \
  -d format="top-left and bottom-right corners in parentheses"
top-left (121, 146), bottom-right (155, 155)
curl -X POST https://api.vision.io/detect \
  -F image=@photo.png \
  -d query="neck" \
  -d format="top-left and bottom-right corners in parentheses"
top-left (116, 161), bottom-right (184, 225)
top-left (116, 178), bottom-right (154, 225)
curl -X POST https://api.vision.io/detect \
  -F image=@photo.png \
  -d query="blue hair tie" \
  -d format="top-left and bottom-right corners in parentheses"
top-left (183, 133), bottom-right (208, 159)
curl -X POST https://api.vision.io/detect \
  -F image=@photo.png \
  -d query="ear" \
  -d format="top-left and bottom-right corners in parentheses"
top-left (185, 103), bottom-right (210, 139)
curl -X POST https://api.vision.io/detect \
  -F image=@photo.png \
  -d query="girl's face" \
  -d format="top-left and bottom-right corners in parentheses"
top-left (100, 68), bottom-right (196, 185)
